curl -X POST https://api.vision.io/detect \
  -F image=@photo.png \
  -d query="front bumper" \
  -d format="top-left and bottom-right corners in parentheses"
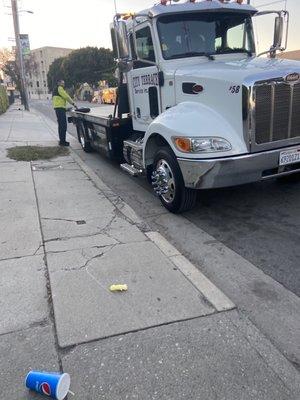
top-left (177, 147), bottom-right (300, 189)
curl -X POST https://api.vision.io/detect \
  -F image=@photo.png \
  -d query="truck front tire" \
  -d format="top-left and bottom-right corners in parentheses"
top-left (152, 148), bottom-right (197, 213)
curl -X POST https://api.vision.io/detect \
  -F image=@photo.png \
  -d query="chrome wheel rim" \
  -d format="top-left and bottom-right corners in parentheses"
top-left (152, 159), bottom-right (176, 204)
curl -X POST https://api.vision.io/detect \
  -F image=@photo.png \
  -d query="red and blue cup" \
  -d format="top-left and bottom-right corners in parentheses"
top-left (25, 371), bottom-right (70, 400)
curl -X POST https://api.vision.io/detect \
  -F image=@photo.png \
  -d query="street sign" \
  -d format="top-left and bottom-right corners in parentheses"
top-left (19, 34), bottom-right (30, 56)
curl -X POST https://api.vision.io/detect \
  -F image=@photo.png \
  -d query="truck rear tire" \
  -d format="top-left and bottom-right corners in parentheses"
top-left (77, 123), bottom-right (93, 153)
top-left (152, 148), bottom-right (197, 213)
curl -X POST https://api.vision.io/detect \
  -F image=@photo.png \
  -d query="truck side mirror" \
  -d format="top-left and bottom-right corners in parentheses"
top-left (256, 10), bottom-right (289, 58)
top-left (110, 27), bottom-right (119, 59)
top-left (273, 16), bottom-right (284, 49)
top-left (110, 20), bottom-right (130, 60)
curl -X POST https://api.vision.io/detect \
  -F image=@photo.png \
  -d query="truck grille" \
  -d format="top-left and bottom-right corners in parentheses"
top-left (254, 81), bottom-right (300, 145)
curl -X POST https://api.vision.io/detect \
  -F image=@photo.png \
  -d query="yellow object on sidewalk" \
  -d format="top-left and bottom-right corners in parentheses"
top-left (109, 284), bottom-right (128, 292)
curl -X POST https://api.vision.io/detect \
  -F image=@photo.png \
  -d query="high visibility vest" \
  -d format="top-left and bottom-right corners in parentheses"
top-left (52, 86), bottom-right (74, 109)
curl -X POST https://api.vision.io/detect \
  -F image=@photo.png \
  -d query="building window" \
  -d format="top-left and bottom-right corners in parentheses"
top-left (36, 81), bottom-right (39, 87)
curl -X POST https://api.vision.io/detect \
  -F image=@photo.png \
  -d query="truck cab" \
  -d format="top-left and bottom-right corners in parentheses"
top-left (70, 0), bottom-right (300, 213)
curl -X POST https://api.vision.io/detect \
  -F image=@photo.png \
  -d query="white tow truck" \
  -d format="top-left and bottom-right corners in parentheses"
top-left (68, 0), bottom-right (300, 213)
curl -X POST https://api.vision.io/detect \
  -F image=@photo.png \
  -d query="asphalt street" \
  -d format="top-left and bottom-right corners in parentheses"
top-left (32, 99), bottom-right (300, 298)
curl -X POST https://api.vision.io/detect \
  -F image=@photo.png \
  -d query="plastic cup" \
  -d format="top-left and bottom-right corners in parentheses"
top-left (25, 371), bottom-right (70, 400)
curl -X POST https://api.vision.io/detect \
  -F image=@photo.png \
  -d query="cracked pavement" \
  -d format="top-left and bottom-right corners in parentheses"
top-left (31, 155), bottom-right (216, 348)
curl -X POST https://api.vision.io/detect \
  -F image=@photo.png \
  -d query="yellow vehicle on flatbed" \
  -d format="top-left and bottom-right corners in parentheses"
top-left (101, 88), bottom-right (117, 104)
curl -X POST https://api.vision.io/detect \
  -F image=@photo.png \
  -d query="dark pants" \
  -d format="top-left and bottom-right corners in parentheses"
top-left (54, 108), bottom-right (67, 143)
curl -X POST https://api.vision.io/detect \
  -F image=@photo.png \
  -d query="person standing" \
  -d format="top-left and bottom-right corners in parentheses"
top-left (52, 80), bottom-right (76, 146)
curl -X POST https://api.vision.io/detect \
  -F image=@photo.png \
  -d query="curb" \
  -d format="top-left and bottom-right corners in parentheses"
top-left (146, 231), bottom-right (235, 312)
top-left (70, 147), bottom-right (236, 314)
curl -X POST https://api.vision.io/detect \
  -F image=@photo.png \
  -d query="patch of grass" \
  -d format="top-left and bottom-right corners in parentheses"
top-left (7, 146), bottom-right (69, 161)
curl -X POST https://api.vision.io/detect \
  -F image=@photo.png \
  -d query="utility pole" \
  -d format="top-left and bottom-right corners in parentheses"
top-left (11, 0), bottom-right (29, 111)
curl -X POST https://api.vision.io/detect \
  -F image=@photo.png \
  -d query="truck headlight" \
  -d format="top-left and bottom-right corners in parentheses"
top-left (173, 137), bottom-right (232, 153)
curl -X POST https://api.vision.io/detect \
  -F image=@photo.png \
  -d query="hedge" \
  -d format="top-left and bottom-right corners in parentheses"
top-left (0, 86), bottom-right (9, 115)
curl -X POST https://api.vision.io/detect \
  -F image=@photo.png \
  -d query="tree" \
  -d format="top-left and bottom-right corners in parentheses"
top-left (2, 60), bottom-right (20, 89)
top-left (0, 48), bottom-right (13, 70)
top-left (47, 57), bottom-right (67, 91)
top-left (47, 47), bottom-right (116, 92)
top-left (1, 49), bottom-right (38, 90)
top-left (101, 72), bottom-right (118, 87)
top-left (24, 54), bottom-right (38, 79)
top-left (0, 48), bottom-right (15, 85)
top-left (64, 47), bottom-right (116, 87)
top-left (0, 47), bottom-right (13, 69)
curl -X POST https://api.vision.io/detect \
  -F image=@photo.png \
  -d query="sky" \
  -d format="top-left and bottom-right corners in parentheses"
top-left (0, 0), bottom-right (299, 53)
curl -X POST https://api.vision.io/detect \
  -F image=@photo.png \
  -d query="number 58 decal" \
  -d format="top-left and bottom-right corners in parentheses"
top-left (229, 85), bottom-right (241, 94)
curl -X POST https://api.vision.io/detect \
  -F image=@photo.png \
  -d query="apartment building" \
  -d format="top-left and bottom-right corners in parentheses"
top-left (27, 46), bottom-right (73, 100)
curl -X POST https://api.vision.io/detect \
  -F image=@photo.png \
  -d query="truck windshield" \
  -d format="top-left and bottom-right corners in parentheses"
top-left (157, 12), bottom-right (255, 60)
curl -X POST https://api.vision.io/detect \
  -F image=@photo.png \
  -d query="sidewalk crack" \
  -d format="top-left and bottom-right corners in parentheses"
top-left (33, 243), bottom-right (44, 256)
top-left (47, 244), bottom-right (116, 255)
top-left (57, 245), bottom-right (118, 272)
top-left (44, 231), bottom-right (108, 243)
top-left (42, 217), bottom-right (81, 223)
top-left (61, 251), bottom-right (105, 272)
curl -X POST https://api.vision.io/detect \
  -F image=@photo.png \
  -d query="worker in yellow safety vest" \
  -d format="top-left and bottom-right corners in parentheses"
top-left (52, 80), bottom-right (76, 146)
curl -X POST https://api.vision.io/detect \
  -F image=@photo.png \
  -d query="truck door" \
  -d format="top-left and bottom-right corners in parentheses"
top-left (128, 24), bottom-right (161, 132)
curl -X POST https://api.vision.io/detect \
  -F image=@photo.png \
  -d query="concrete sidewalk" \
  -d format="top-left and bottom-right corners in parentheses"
top-left (0, 105), bottom-right (299, 399)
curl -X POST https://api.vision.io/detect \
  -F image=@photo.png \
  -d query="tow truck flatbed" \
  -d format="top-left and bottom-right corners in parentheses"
top-left (68, 103), bottom-right (132, 161)
top-left (68, 105), bottom-right (116, 127)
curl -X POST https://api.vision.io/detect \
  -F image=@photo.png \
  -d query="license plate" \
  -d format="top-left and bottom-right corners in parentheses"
top-left (279, 147), bottom-right (300, 166)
